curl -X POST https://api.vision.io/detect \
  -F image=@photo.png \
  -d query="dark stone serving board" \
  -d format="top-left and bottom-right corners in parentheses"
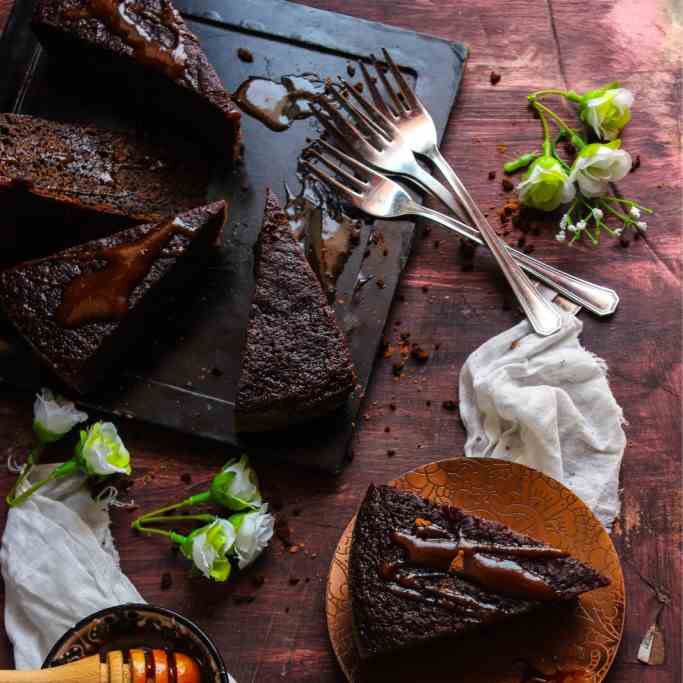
top-left (0, 0), bottom-right (466, 472)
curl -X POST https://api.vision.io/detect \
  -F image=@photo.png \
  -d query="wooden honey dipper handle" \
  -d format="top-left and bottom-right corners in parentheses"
top-left (0, 649), bottom-right (201, 683)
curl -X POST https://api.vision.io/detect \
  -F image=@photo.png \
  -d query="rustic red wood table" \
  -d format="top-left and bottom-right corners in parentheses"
top-left (0, 1), bottom-right (680, 681)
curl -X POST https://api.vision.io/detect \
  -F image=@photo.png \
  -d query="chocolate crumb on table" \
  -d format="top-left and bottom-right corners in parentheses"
top-left (502, 178), bottom-right (514, 192)
top-left (442, 399), bottom-right (457, 411)
top-left (237, 47), bottom-right (254, 62)
top-left (490, 70), bottom-right (501, 85)
top-left (488, 170), bottom-right (496, 180)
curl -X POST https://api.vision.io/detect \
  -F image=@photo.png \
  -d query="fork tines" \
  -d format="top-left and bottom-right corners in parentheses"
top-left (301, 139), bottom-right (372, 202)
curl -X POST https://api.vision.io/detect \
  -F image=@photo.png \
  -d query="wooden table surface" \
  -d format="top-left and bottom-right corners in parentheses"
top-left (0, 0), bottom-right (680, 681)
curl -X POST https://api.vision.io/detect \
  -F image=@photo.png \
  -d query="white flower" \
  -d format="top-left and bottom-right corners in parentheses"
top-left (559, 213), bottom-right (569, 229)
top-left (76, 422), bottom-right (131, 476)
top-left (636, 221), bottom-right (648, 232)
top-left (614, 228), bottom-right (623, 236)
top-left (568, 142), bottom-right (632, 197)
top-left (556, 231), bottom-right (567, 242)
top-left (210, 455), bottom-right (262, 510)
top-left (629, 206), bottom-right (641, 218)
top-left (187, 519), bottom-right (236, 582)
top-left (580, 86), bottom-right (634, 140)
top-left (592, 208), bottom-right (604, 220)
top-left (575, 220), bottom-right (587, 231)
top-left (33, 388), bottom-right (87, 443)
top-left (232, 505), bottom-right (275, 569)
top-left (516, 156), bottom-right (575, 211)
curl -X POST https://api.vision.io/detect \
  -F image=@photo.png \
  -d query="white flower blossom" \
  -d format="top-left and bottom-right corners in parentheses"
top-left (555, 231), bottom-right (567, 242)
top-left (33, 388), bottom-right (87, 443)
top-left (580, 87), bottom-right (634, 140)
top-left (568, 142), bottom-right (632, 197)
top-left (636, 221), bottom-right (648, 232)
top-left (232, 505), bottom-right (275, 569)
top-left (559, 214), bottom-right (569, 230)
top-left (592, 208), bottom-right (604, 220)
top-left (516, 156), bottom-right (575, 211)
top-left (629, 206), bottom-right (641, 219)
top-left (188, 519), bottom-right (236, 582)
top-left (210, 455), bottom-right (262, 510)
top-left (76, 422), bottom-right (131, 476)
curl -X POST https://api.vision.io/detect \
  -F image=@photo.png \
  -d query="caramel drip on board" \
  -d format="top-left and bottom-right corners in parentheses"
top-left (232, 75), bottom-right (325, 132)
top-left (55, 218), bottom-right (192, 328)
top-left (87, 0), bottom-right (188, 81)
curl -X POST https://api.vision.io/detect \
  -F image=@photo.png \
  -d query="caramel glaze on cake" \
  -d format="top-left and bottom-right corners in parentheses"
top-left (349, 485), bottom-right (611, 660)
top-left (235, 189), bottom-right (357, 432)
top-left (32, 0), bottom-right (241, 160)
top-left (0, 114), bottom-right (211, 263)
top-left (0, 201), bottom-right (227, 394)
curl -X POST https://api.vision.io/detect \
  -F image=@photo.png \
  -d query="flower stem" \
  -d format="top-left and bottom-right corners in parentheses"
top-left (8, 459), bottom-right (78, 507)
top-left (138, 514), bottom-right (216, 525)
top-left (134, 491), bottom-right (212, 525)
top-left (6, 444), bottom-right (45, 505)
top-left (532, 101), bottom-right (586, 149)
top-left (598, 198), bottom-right (632, 223)
top-left (503, 152), bottom-right (540, 174)
top-left (539, 110), bottom-right (552, 157)
top-left (602, 196), bottom-right (654, 213)
top-left (529, 88), bottom-right (581, 102)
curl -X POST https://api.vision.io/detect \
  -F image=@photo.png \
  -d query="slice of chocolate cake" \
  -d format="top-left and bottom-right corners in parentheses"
top-left (0, 113), bottom-right (210, 261)
top-left (32, 0), bottom-right (241, 160)
top-left (349, 485), bottom-right (610, 660)
top-left (0, 201), bottom-right (226, 393)
top-left (235, 189), bottom-right (357, 432)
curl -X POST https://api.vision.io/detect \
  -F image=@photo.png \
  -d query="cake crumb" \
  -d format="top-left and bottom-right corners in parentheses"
top-left (237, 48), bottom-right (254, 63)
top-left (490, 71), bottom-right (501, 85)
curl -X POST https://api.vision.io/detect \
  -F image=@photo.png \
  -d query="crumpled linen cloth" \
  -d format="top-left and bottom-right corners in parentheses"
top-left (0, 465), bottom-right (144, 669)
top-left (459, 311), bottom-right (626, 529)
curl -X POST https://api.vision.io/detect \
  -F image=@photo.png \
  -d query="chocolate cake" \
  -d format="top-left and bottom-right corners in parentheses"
top-left (0, 201), bottom-right (226, 393)
top-left (31, 0), bottom-right (241, 160)
top-left (349, 485), bottom-right (611, 660)
top-left (235, 189), bottom-right (357, 432)
top-left (0, 113), bottom-right (210, 261)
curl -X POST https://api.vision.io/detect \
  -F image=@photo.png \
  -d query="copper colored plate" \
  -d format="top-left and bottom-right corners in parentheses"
top-left (326, 458), bottom-right (625, 682)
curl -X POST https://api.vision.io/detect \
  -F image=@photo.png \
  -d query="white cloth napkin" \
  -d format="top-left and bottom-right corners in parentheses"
top-left (0, 465), bottom-right (144, 669)
top-left (459, 311), bottom-right (626, 529)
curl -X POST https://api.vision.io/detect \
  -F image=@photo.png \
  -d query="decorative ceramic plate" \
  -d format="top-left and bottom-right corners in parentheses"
top-left (326, 458), bottom-right (625, 682)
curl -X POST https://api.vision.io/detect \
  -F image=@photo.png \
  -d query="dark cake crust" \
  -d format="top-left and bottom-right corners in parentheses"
top-left (0, 113), bottom-right (210, 261)
top-left (349, 485), bottom-right (610, 660)
top-left (0, 201), bottom-right (226, 393)
top-left (235, 189), bottom-right (357, 432)
top-left (32, 0), bottom-right (241, 160)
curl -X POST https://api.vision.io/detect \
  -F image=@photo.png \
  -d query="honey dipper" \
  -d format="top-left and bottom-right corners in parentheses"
top-left (0, 649), bottom-right (201, 683)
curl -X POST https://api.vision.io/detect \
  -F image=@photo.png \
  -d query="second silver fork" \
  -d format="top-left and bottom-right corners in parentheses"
top-left (302, 140), bottom-right (621, 319)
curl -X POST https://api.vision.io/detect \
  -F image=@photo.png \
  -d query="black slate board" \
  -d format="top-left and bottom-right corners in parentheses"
top-left (0, 0), bottom-right (466, 472)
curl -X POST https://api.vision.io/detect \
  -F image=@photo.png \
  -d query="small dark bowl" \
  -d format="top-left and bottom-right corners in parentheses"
top-left (42, 603), bottom-right (229, 683)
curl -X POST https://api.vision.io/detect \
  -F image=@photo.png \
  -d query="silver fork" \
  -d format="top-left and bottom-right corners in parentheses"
top-left (302, 140), bottom-right (621, 319)
top-left (310, 93), bottom-right (466, 222)
top-left (314, 81), bottom-right (561, 336)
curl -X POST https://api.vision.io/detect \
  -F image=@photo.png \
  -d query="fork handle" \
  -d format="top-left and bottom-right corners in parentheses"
top-left (411, 204), bottom-right (619, 317)
top-left (424, 147), bottom-right (561, 336)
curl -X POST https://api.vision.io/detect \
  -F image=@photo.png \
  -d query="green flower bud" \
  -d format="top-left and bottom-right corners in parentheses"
top-left (209, 455), bottom-right (262, 511)
top-left (579, 85), bottom-right (634, 141)
top-left (181, 519), bottom-right (236, 582)
top-left (32, 388), bottom-right (87, 444)
top-left (75, 422), bottom-right (131, 476)
top-left (516, 156), bottom-right (575, 211)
